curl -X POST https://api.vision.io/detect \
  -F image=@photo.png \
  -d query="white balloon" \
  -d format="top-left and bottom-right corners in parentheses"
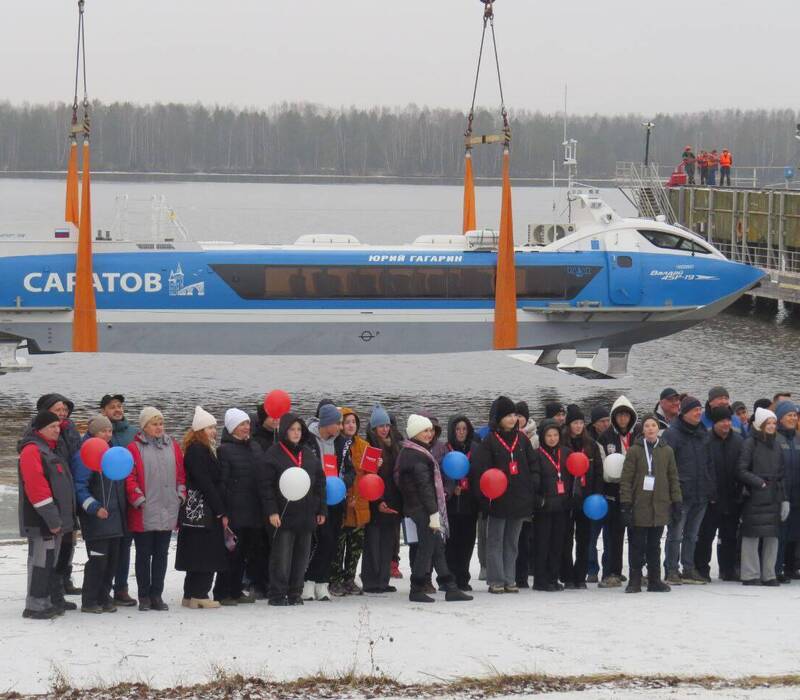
top-left (603, 452), bottom-right (625, 483)
top-left (279, 467), bottom-right (311, 502)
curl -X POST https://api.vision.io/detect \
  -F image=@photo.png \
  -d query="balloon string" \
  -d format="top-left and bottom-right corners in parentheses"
top-left (271, 502), bottom-right (290, 542)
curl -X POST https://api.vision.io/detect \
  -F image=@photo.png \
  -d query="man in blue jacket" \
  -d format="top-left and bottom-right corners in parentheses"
top-left (701, 386), bottom-right (743, 434)
top-left (99, 393), bottom-right (139, 606)
top-left (775, 401), bottom-right (800, 582)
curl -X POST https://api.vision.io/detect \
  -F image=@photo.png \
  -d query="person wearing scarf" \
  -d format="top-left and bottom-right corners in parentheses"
top-left (396, 414), bottom-right (472, 604)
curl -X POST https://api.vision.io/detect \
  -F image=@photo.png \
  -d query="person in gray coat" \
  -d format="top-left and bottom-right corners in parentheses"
top-left (737, 408), bottom-right (789, 586)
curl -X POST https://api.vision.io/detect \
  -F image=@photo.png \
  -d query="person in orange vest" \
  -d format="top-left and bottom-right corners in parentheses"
top-left (708, 150), bottom-right (719, 186)
top-left (719, 149), bottom-right (733, 186)
top-left (681, 146), bottom-right (696, 185)
top-left (697, 151), bottom-right (709, 185)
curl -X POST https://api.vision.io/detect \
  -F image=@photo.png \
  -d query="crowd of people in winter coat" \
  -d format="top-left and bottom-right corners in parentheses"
top-left (15, 384), bottom-right (800, 618)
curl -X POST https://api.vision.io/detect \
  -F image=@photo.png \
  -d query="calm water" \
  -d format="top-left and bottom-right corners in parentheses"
top-left (0, 178), bottom-right (797, 537)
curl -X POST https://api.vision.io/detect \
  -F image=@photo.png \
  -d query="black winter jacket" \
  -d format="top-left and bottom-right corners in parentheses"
top-left (707, 429), bottom-right (744, 514)
top-left (218, 431), bottom-right (266, 529)
top-left (259, 413), bottom-right (327, 533)
top-left (663, 418), bottom-right (716, 502)
top-left (471, 428), bottom-right (539, 519)
top-left (737, 431), bottom-right (785, 538)
top-left (397, 439), bottom-right (440, 522)
top-left (184, 441), bottom-right (227, 521)
top-left (536, 444), bottom-right (575, 512)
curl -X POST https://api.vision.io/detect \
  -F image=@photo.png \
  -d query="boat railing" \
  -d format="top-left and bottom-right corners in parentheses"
top-left (110, 194), bottom-right (189, 242)
top-left (616, 162), bottom-right (678, 224)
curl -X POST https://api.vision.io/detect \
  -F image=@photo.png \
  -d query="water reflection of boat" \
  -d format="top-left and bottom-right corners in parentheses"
top-left (0, 189), bottom-right (764, 378)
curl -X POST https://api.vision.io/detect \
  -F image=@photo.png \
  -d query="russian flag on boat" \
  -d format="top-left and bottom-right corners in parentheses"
top-left (54, 228), bottom-right (70, 239)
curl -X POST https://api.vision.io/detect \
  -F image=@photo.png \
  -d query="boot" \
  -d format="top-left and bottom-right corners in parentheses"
top-left (194, 598), bottom-right (221, 609)
top-left (344, 580), bottom-right (363, 595)
top-left (50, 579), bottom-right (77, 612)
top-left (22, 607), bottom-right (59, 620)
top-left (625, 570), bottom-right (642, 594)
top-left (409, 576), bottom-right (434, 603)
top-left (150, 595), bottom-right (169, 611)
top-left (445, 588), bottom-right (473, 602)
top-left (647, 577), bottom-right (671, 592)
top-left (138, 597), bottom-right (152, 611)
top-left (301, 581), bottom-right (315, 601)
top-left (390, 561), bottom-right (403, 579)
top-left (113, 589), bottom-right (137, 607)
top-left (64, 579), bottom-right (82, 596)
top-left (314, 582), bottom-right (331, 601)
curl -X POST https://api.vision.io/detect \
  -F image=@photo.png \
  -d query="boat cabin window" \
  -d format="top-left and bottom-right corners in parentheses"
top-left (211, 264), bottom-right (601, 301)
top-left (638, 229), bottom-right (711, 255)
top-left (617, 256), bottom-right (633, 268)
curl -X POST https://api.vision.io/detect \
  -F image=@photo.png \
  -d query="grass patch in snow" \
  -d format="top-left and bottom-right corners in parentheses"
top-left (2, 670), bottom-right (800, 698)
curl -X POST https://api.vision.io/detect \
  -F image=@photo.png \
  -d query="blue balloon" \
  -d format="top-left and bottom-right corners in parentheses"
top-left (583, 494), bottom-right (609, 521)
top-left (442, 451), bottom-right (470, 480)
top-left (326, 476), bottom-right (347, 506)
top-left (101, 446), bottom-right (134, 481)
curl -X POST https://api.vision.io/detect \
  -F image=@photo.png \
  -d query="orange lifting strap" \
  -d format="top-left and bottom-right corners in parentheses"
top-left (68, 0), bottom-right (98, 352)
top-left (463, 0), bottom-right (517, 349)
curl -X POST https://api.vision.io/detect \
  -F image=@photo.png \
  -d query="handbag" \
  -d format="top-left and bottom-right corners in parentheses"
top-left (180, 488), bottom-right (213, 528)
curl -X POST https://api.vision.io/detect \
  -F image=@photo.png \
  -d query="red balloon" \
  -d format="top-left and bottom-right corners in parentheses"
top-left (566, 452), bottom-right (590, 478)
top-left (80, 437), bottom-right (109, 473)
top-left (358, 473), bottom-right (385, 502)
top-left (263, 390), bottom-right (291, 419)
top-left (480, 468), bottom-right (508, 500)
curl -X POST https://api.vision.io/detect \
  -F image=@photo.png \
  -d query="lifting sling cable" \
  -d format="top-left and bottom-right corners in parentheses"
top-left (463, 1), bottom-right (517, 349)
top-left (463, 0), bottom-right (511, 234)
top-left (71, 0), bottom-right (98, 353)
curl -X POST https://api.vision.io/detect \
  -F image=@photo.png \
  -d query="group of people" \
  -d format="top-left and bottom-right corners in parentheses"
top-left (16, 384), bottom-right (800, 619)
top-left (681, 146), bottom-right (734, 187)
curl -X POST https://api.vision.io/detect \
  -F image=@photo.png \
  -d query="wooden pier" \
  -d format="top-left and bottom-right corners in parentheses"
top-left (668, 186), bottom-right (800, 309)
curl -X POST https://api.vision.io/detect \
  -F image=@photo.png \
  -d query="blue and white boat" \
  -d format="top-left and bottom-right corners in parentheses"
top-left (0, 189), bottom-right (764, 377)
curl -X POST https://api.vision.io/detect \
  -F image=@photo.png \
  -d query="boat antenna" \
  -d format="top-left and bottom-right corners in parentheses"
top-left (562, 85), bottom-right (578, 223)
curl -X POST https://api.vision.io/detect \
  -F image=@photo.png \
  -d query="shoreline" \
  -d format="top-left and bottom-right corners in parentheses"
top-left (0, 171), bottom-right (616, 187)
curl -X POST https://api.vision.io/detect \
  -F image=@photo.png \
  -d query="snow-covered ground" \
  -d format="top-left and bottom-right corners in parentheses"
top-left (0, 538), bottom-right (798, 697)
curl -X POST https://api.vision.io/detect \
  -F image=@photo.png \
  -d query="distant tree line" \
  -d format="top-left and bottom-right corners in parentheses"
top-left (0, 101), bottom-right (797, 179)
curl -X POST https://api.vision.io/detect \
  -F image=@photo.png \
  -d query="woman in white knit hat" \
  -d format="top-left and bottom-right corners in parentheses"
top-left (175, 407), bottom-right (229, 609)
top-left (736, 407), bottom-right (788, 586)
top-left (396, 414), bottom-right (472, 603)
top-left (126, 406), bottom-right (186, 611)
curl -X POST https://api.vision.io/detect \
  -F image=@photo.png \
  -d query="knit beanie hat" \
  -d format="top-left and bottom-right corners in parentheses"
top-left (731, 401), bottom-right (746, 414)
top-left (32, 410), bottom-right (60, 432)
top-left (224, 408), bottom-right (250, 434)
top-left (590, 405), bottom-right (610, 423)
top-left (708, 386), bottom-right (730, 402)
top-left (708, 406), bottom-right (733, 424)
top-left (492, 396), bottom-right (517, 424)
top-left (315, 398), bottom-right (336, 418)
top-left (369, 404), bottom-right (391, 428)
top-left (139, 406), bottom-right (164, 430)
top-left (87, 414), bottom-right (113, 436)
top-left (515, 401), bottom-right (530, 422)
top-left (192, 406), bottom-right (217, 432)
top-left (318, 403), bottom-right (342, 428)
top-left (545, 402), bottom-right (566, 419)
top-left (565, 404), bottom-right (585, 426)
top-left (753, 407), bottom-right (777, 431)
top-left (775, 401), bottom-right (799, 422)
top-left (406, 414), bottom-right (433, 439)
top-left (679, 396), bottom-right (702, 415)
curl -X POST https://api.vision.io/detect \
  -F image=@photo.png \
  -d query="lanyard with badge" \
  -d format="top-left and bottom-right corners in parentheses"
top-left (495, 432), bottom-right (520, 475)
top-left (643, 441), bottom-right (655, 491)
top-left (539, 447), bottom-right (565, 494)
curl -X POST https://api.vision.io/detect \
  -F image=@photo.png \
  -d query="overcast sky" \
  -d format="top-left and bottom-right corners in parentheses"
top-left (3, 0), bottom-right (795, 115)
